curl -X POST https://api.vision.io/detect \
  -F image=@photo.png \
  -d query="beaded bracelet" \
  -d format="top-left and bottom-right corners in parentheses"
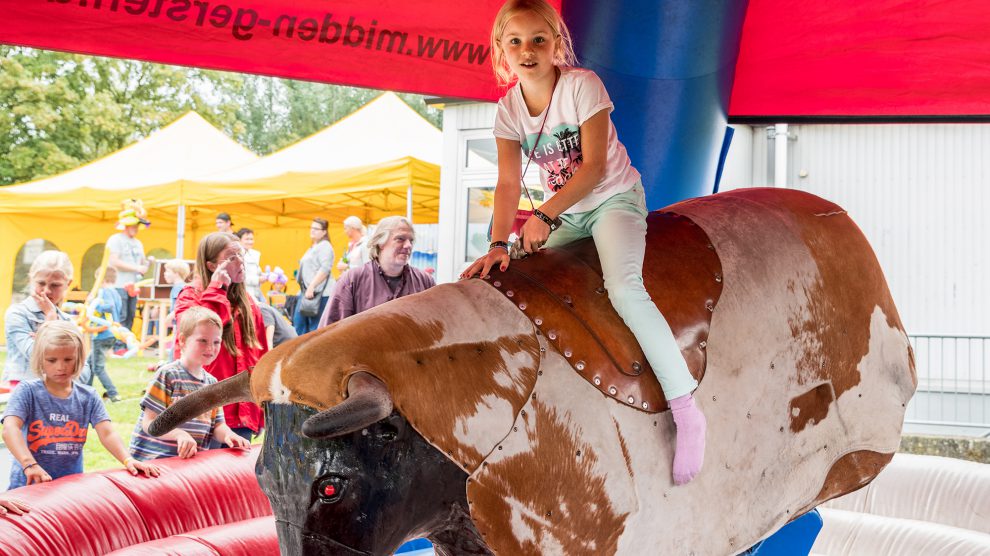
top-left (489, 240), bottom-right (509, 252)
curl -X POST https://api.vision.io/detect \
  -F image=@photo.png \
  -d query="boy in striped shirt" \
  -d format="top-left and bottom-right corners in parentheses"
top-left (129, 306), bottom-right (250, 460)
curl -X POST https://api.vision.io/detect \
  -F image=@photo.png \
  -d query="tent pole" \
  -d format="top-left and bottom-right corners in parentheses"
top-left (406, 184), bottom-right (413, 223)
top-left (176, 204), bottom-right (186, 258)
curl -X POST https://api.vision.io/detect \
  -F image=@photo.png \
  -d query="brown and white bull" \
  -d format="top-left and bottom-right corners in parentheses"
top-left (152, 188), bottom-right (916, 555)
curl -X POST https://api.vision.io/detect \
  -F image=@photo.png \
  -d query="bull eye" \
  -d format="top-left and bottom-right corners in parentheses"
top-left (316, 476), bottom-right (345, 502)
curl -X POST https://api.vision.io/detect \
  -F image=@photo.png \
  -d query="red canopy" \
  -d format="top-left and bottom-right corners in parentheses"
top-left (2, 0), bottom-right (988, 118)
top-left (730, 0), bottom-right (990, 119)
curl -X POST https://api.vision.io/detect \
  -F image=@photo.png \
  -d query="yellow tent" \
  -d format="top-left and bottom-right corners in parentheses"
top-left (0, 93), bottom-right (441, 339)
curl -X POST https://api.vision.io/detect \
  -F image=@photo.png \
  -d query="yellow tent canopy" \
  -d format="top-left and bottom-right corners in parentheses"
top-left (0, 93), bottom-right (441, 339)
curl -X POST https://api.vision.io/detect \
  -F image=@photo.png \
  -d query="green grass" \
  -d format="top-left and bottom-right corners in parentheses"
top-left (82, 355), bottom-right (160, 471)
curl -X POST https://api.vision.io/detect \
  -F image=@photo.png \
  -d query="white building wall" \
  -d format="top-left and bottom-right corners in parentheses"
top-left (437, 102), bottom-right (500, 284)
top-left (777, 124), bottom-right (989, 336)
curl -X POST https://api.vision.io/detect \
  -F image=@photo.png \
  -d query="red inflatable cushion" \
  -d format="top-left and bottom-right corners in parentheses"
top-left (0, 473), bottom-right (149, 555)
top-left (0, 447), bottom-right (273, 555)
top-left (104, 447), bottom-right (271, 539)
top-left (105, 517), bottom-right (278, 556)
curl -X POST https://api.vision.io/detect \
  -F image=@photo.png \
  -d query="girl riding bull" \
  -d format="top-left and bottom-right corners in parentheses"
top-left (463, 0), bottom-right (706, 484)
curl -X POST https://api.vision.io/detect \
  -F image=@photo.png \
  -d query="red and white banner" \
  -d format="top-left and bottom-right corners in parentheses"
top-left (1, 0), bottom-right (989, 117)
top-left (0, 0), bottom-right (533, 101)
top-left (731, 0), bottom-right (990, 119)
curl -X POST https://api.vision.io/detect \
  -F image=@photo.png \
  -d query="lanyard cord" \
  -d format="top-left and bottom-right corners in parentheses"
top-left (520, 69), bottom-right (559, 211)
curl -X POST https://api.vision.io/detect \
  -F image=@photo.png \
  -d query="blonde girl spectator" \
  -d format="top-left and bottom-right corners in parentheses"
top-left (173, 232), bottom-right (268, 441)
top-left (336, 216), bottom-right (370, 273)
top-left (3, 251), bottom-right (86, 388)
top-left (1, 321), bottom-right (160, 489)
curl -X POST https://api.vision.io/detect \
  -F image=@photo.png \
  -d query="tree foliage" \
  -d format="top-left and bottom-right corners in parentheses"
top-left (0, 47), bottom-right (443, 185)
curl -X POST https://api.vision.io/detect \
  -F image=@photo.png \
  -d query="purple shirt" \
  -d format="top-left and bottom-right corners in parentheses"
top-left (320, 261), bottom-right (435, 327)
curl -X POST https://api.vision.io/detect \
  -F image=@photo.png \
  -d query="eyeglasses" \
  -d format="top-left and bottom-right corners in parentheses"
top-left (310, 226), bottom-right (325, 231)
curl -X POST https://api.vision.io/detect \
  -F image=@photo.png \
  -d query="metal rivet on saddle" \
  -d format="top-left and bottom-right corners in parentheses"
top-left (608, 386), bottom-right (617, 396)
top-left (594, 376), bottom-right (602, 386)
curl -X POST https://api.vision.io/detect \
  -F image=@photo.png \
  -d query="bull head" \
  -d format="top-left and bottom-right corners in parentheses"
top-left (150, 371), bottom-right (492, 555)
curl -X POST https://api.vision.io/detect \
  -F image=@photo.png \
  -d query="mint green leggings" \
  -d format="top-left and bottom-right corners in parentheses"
top-left (542, 182), bottom-right (698, 399)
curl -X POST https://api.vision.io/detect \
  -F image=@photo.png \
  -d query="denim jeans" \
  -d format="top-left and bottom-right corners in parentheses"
top-left (115, 287), bottom-right (138, 331)
top-left (543, 181), bottom-right (698, 399)
top-left (85, 336), bottom-right (119, 398)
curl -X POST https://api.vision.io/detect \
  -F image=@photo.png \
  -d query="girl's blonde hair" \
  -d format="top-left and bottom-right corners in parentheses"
top-left (490, 0), bottom-right (578, 87)
top-left (176, 305), bottom-right (223, 342)
top-left (29, 250), bottom-right (74, 282)
top-left (31, 321), bottom-right (86, 380)
top-left (194, 232), bottom-right (260, 356)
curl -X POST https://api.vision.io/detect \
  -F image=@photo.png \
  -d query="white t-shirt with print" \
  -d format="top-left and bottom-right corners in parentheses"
top-left (493, 67), bottom-right (641, 214)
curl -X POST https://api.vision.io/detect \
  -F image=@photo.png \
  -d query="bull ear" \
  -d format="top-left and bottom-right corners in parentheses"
top-left (148, 371), bottom-right (253, 437)
top-left (302, 372), bottom-right (394, 439)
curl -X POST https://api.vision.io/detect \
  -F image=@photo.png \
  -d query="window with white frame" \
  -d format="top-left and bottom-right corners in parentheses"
top-left (458, 133), bottom-right (543, 267)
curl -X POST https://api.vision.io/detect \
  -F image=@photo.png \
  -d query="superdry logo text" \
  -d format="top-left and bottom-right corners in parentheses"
top-left (27, 419), bottom-right (88, 452)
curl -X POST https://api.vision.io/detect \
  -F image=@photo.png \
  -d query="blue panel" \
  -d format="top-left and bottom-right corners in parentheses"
top-left (395, 538), bottom-right (433, 553)
top-left (744, 509), bottom-right (824, 555)
top-left (564, 0), bottom-right (750, 209)
top-left (713, 126), bottom-right (735, 194)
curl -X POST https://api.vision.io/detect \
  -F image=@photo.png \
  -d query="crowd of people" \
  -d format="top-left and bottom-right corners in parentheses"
top-left (0, 206), bottom-right (435, 511)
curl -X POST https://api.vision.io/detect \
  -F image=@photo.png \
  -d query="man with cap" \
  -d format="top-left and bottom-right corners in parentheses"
top-left (106, 199), bottom-right (150, 335)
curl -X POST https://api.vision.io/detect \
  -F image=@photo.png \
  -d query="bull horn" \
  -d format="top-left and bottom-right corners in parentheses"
top-left (301, 372), bottom-right (394, 439)
top-left (148, 371), bottom-right (253, 437)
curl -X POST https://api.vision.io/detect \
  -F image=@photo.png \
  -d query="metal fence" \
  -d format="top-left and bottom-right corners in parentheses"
top-left (904, 334), bottom-right (990, 428)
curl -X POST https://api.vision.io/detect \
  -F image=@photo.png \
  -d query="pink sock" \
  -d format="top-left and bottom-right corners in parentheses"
top-left (669, 393), bottom-right (707, 485)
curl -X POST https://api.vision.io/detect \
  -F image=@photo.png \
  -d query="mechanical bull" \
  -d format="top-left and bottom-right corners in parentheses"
top-left (151, 188), bottom-right (916, 555)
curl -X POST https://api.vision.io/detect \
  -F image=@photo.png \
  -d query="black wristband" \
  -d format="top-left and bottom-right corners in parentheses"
top-left (23, 462), bottom-right (39, 470)
top-left (532, 209), bottom-right (562, 232)
top-left (489, 241), bottom-right (509, 252)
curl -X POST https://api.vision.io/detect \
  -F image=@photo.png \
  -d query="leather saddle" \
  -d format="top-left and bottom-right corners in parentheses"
top-left (483, 211), bottom-right (723, 413)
